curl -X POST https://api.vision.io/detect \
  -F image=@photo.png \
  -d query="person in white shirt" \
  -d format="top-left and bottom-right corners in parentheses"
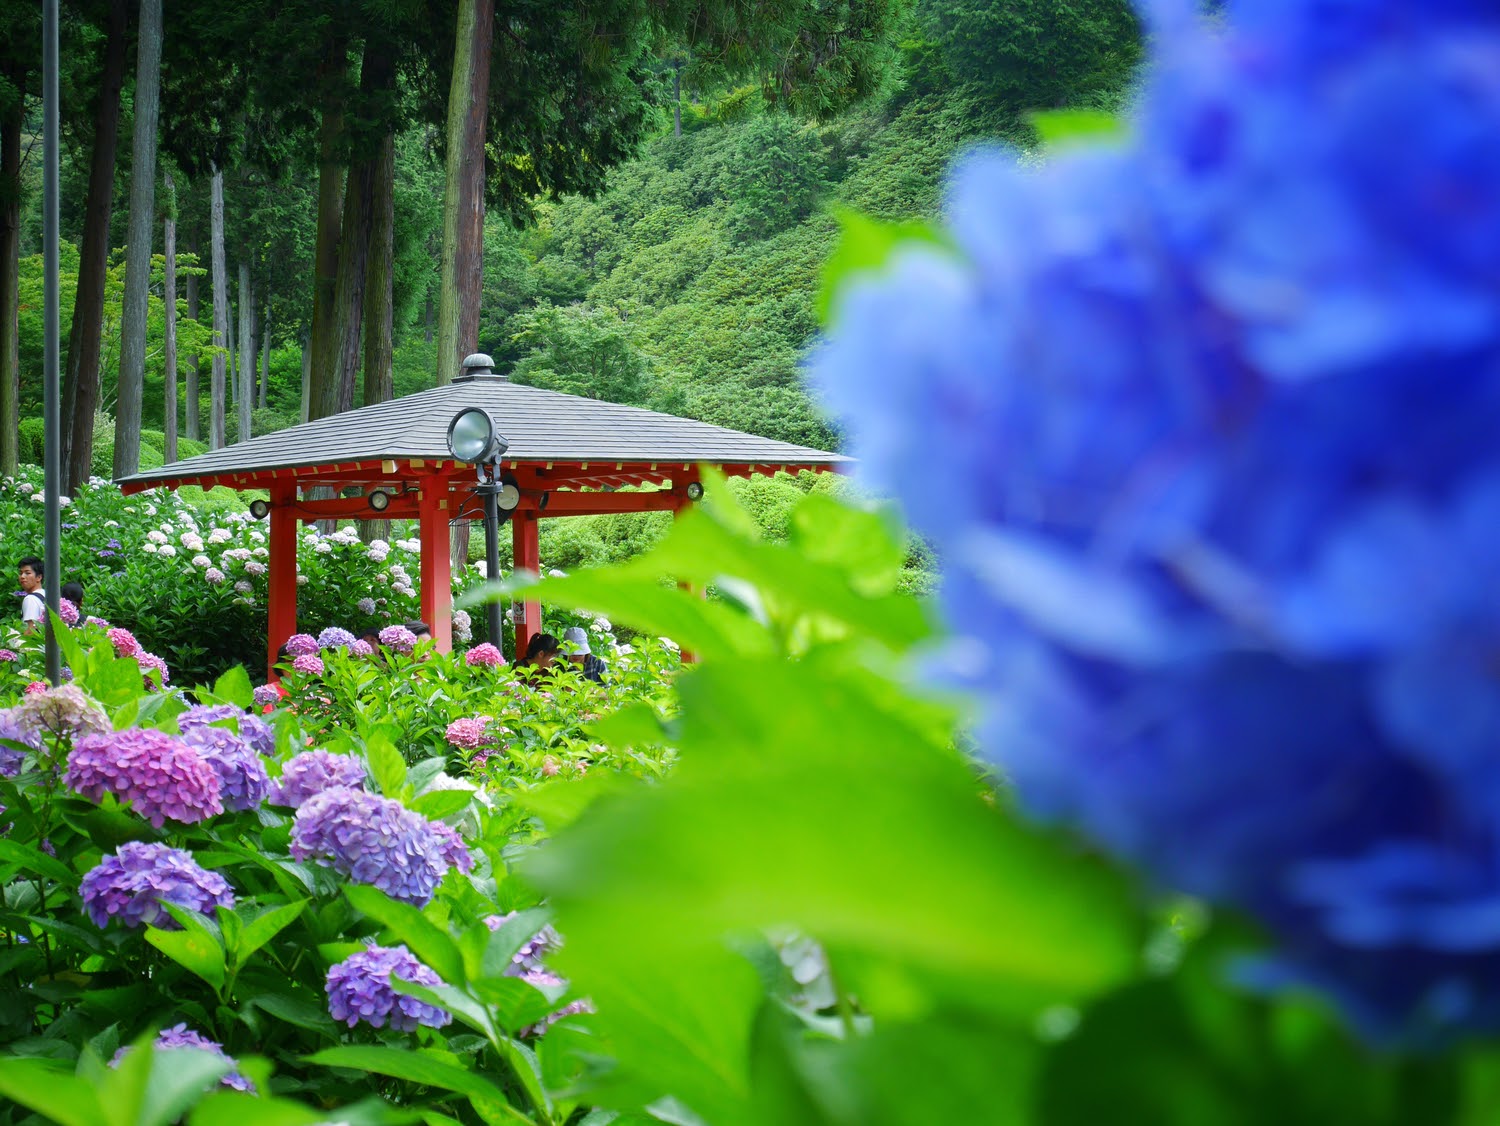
top-left (17, 555), bottom-right (45, 633)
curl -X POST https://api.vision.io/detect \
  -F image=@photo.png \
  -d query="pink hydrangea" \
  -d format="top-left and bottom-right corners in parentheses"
top-left (0, 650), bottom-right (18, 662)
top-left (66, 729), bottom-right (224, 827)
top-left (444, 717), bottom-right (492, 751)
top-left (285, 633), bottom-right (319, 657)
top-left (378, 625), bottom-right (417, 654)
top-left (107, 628), bottom-right (140, 658)
top-left (464, 643), bottom-right (504, 667)
top-left (24, 681), bottom-right (47, 695)
top-left (57, 598), bottom-right (79, 627)
top-left (137, 652), bottom-right (170, 689)
top-left (349, 639), bottom-right (374, 658)
top-left (291, 654), bottom-right (325, 676)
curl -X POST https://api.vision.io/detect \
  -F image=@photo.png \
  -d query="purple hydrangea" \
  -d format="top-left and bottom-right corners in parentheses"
top-left (179, 725), bottom-right (271, 812)
top-left (484, 911), bottom-right (563, 974)
top-left (269, 750), bottom-right (367, 808)
top-left (378, 625), bottom-right (417, 654)
top-left (66, 729), bottom-right (224, 827)
top-left (285, 633), bottom-right (319, 657)
top-left (111, 1024), bottom-right (254, 1092)
top-left (326, 944), bottom-right (452, 1030)
top-left (179, 703), bottom-right (275, 758)
top-left (813, 0), bottom-right (1500, 1041)
top-left (81, 842), bottom-right (234, 929)
top-left (0, 649), bottom-right (16, 661)
top-left (252, 683), bottom-right (281, 708)
top-left (317, 626), bottom-right (357, 650)
top-left (349, 639), bottom-right (375, 658)
top-left (0, 709), bottom-right (43, 776)
top-left (290, 786), bottom-right (472, 906)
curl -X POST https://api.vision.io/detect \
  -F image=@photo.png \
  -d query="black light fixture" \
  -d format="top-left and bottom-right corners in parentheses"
top-left (249, 499), bottom-right (271, 520)
top-left (367, 489), bottom-right (392, 513)
top-left (447, 407), bottom-right (507, 465)
top-left (686, 481), bottom-right (705, 501)
top-left (447, 405), bottom-right (514, 654)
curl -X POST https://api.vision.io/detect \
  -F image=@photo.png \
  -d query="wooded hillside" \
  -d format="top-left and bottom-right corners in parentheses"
top-left (1, 0), bottom-right (1140, 478)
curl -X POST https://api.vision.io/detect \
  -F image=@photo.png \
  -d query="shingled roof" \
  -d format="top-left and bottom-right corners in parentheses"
top-left (116, 375), bottom-right (848, 493)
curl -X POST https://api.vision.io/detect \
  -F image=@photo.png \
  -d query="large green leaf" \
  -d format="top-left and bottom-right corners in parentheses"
top-left (0, 1059), bottom-right (104, 1126)
top-left (305, 1046), bottom-right (527, 1125)
top-left (344, 884), bottom-right (464, 985)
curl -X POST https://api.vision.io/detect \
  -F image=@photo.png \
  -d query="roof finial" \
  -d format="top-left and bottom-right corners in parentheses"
top-left (457, 353), bottom-right (504, 382)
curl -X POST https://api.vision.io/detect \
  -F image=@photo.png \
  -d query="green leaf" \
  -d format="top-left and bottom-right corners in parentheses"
top-left (211, 665), bottom-right (255, 711)
top-left (410, 789), bottom-right (474, 820)
top-left (817, 208), bottom-right (948, 324)
top-left (366, 733), bottom-right (408, 798)
top-left (0, 1058), bottom-right (104, 1126)
top-left (305, 1047), bottom-right (525, 1124)
top-left (138, 1043), bottom-right (234, 1126)
top-left (146, 912), bottom-right (226, 992)
top-left (343, 884), bottom-right (464, 985)
top-left (233, 900), bottom-right (306, 964)
top-left (247, 990), bottom-right (338, 1035)
top-left (0, 838), bottom-right (77, 886)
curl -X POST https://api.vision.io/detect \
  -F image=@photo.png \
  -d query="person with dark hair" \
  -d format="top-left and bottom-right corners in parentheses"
top-left (406, 621), bottom-right (432, 641)
top-left (61, 581), bottom-right (84, 609)
top-left (517, 633), bottom-right (560, 673)
top-left (17, 556), bottom-right (44, 632)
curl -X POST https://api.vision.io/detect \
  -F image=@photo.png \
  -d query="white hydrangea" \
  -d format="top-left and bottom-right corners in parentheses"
top-left (253, 547), bottom-right (268, 558)
top-left (59, 496), bottom-right (71, 507)
top-left (594, 617), bottom-right (613, 633)
top-left (204, 567), bottom-right (226, 583)
top-left (395, 538), bottom-right (420, 552)
top-left (158, 544), bottom-right (177, 557)
top-left (297, 575), bottom-right (309, 585)
top-left (548, 568), bottom-right (567, 578)
top-left (357, 597), bottom-right (377, 614)
top-left (142, 542), bottom-right (158, 554)
top-left (222, 548), bottom-right (251, 562)
top-left (147, 531), bottom-right (168, 544)
top-left (249, 530), bottom-right (265, 543)
top-left (181, 533), bottom-right (204, 550)
top-left (160, 523), bottom-right (174, 534)
top-left (29, 492), bottom-right (43, 504)
top-left (192, 554), bottom-right (211, 568)
top-left (244, 561), bottom-right (266, 577)
top-left (207, 528), bottom-right (232, 545)
top-left (373, 573), bottom-right (388, 585)
top-left (145, 504), bottom-right (157, 515)
top-left (367, 539), bottom-right (389, 554)
top-left (104, 520), bottom-right (119, 528)
top-left (15, 482), bottom-right (34, 495)
top-left (234, 580), bottom-right (253, 594)
top-left (313, 541), bottom-right (333, 554)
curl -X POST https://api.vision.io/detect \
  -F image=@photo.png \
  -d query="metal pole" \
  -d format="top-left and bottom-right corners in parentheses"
top-left (43, 0), bottom-right (62, 686)
top-left (482, 484), bottom-right (503, 654)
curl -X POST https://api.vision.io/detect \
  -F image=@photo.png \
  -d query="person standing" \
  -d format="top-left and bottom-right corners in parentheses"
top-left (561, 626), bottom-right (608, 684)
top-left (17, 556), bottom-right (45, 633)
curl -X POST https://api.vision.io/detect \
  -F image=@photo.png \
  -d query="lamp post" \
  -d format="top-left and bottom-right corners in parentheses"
top-left (446, 402), bottom-right (520, 654)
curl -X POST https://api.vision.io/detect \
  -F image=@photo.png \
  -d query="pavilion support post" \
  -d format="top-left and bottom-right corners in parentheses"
top-left (511, 510), bottom-right (541, 661)
top-left (673, 494), bottom-right (700, 664)
top-left (418, 476), bottom-right (453, 652)
top-left (266, 481), bottom-right (298, 679)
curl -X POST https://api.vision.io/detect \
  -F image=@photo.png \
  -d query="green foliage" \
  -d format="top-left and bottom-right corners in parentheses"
top-left (510, 304), bottom-right (655, 406)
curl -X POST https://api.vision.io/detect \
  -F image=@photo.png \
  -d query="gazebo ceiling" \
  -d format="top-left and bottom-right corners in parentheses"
top-left (116, 375), bottom-right (848, 495)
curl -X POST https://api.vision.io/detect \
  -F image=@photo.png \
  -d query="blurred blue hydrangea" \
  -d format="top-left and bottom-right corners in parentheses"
top-left (815, 0), bottom-right (1500, 1041)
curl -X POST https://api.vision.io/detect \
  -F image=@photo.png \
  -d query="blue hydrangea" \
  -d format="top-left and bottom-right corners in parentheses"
top-left (0, 709), bottom-right (43, 776)
top-left (317, 626), bottom-right (357, 651)
top-left (80, 842), bottom-right (235, 929)
top-left (269, 749), bottom-right (367, 808)
top-left (178, 703), bottom-right (275, 757)
top-left (179, 725), bottom-right (271, 813)
top-left (326, 944), bottom-right (451, 1030)
top-left (289, 786), bottom-right (473, 906)
top-left (814, 0), bottom-right (1500, 1042)
top-left (111, 1024), bottom-right (255, 1092)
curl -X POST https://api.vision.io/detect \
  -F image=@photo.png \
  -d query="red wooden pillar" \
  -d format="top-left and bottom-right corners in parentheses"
top-left (673, 490), bottom-right (699, 664)
top-left (266, 480), bottom-right (298, 679)
top-left (418, 475), bottom-right (454, 652)
top-left (511, 510), bottom-right (541, 660)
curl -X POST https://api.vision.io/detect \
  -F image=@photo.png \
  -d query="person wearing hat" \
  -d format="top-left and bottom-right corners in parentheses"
top-left (561, 626), bottom-right (608, 684)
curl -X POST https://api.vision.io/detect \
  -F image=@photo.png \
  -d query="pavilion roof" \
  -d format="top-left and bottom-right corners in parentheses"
top-left (116, 376), bottom-right (848, 494)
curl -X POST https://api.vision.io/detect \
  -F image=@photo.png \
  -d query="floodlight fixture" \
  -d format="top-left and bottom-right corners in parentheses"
top-left (447, 407), bottom-right (509, 465)
top-left (367, 489), bottom-right (392, 513)
top-left (685, 481), bottom-right (705, 501)
top-left (249, 499), bottom-right (272, 520)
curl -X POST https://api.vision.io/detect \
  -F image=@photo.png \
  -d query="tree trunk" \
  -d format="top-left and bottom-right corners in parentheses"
top-left (0, 73), bottom-right (21, 475)
top-left (673, 62), bottom-right (682, 138)
top-left (209, 166), bottom-right (228, 449)
top-left (258, 308), bottom-right (270, 409)
top-left (307, 39), bottom-right (347, 422)
top-left (332, 156), bottom-right (373, 413)
top-left (423, 292), bottom-right (433, 344)
top-left (62, 0), bottom-right (128, 491)
top-left (436, 0), bottom-right (493, 386)
top-left (162, 172), bottom-right (177, 463)
top-left (113, 0), bottom-right (163, 479)
top-left (361, 130), bottom-right (396, 544)
top-left (300, 329), bottom-right (311, 422)
top-left (227, 298), bottom-right (236, 413)
top-left (238, 260), bottom-right (253, 441)
top-left (185, 230), bottom-right (200, 440)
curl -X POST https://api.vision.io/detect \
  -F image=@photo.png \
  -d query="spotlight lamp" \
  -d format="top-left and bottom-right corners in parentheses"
top-left (497, 478), bottom-right (521, 512)
top-left (249, 499), bottom-right (271, 520)
top-left (367, 489), bottom-right (392, 513)
top-left (447, 407), bottom-right (509, 465)
top-left (685, 481), bottom-right (705, 501)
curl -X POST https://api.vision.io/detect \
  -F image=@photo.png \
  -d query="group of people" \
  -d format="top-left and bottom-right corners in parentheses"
top-left (515, 627), bottom-right (608, 684)
top-left (16, 556), bottom-right (84, 633)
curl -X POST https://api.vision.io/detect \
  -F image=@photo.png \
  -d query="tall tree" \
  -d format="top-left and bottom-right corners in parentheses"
top-left (258, 309), bottom-right (269, 409)
top-left (184, 229), bottom-right (200, 440)
top-left (208, 165), bottom-right (228, 449)
top-left (62, 0), bottom-right (129, 490)
top-left (0, 4), bottom-right (38, 475)
top-left (162, 171), bottom-right (178, 463)
top-left (114, 0), bottom-right (164, 478)
top-left (237, 259), bottom-right (252, 440)
top-left (306, 38), bottom-right (348, 423)
top-left (361, 129), bottom-right (396, 543)
top-left (435, 0), bottom-right (494, 387)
